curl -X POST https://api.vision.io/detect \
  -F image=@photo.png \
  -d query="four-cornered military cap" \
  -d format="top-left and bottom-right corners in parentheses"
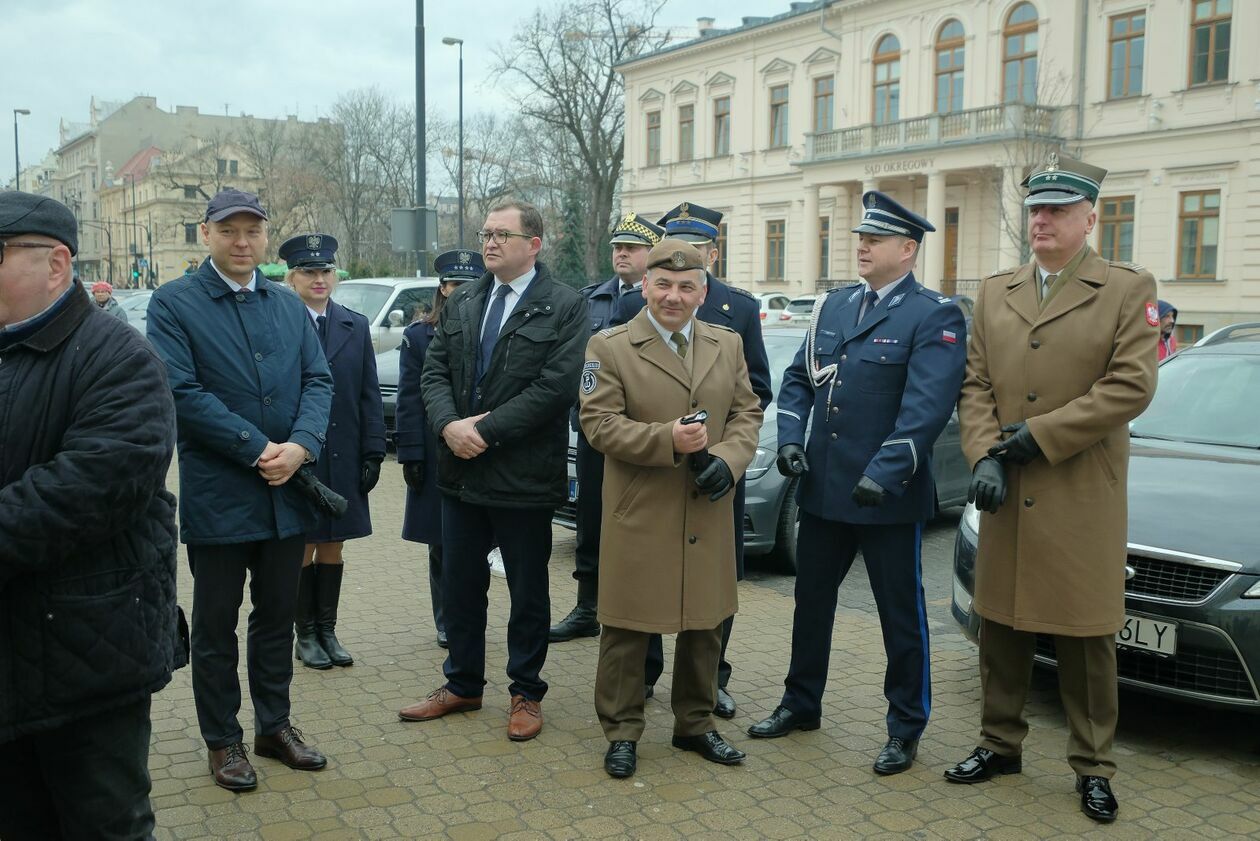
top-left (205, 188), bottom-right (268, 222)
top-left (657, 202), bottom-right (722, 243)
top-left (0, 191), bottom-right (78, 255)
top-left (1022, 152), bottom-right (1107, 206)
top-left (279, 233), bottom-right (338, 269)
top-left (851, 191), bottom-right (936, 243)
top-left (433, 249), bottom-right (484, 283)
top-left (609, 212), bottom-right (665, 247)
top-left (646, 238), bottom-right (706, 272)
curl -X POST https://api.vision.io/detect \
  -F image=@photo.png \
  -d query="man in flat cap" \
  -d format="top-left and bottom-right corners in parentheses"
top-left (0, 192), bottom-right (183, 838)
top-left (147, 188), bottom-right (334, 791)
top-left (750, 191), bottom-right (966, 777)
top-left (949, 153), bottom-right (1158, 823)
top-left (581, 238), bottom-right (762, 778)
top-left (550, 212), bottom-right (663, 644)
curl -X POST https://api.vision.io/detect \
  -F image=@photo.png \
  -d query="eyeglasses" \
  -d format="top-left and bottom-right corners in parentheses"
top-left (476, 229), bottom-right (534, 245)
top-left (0, 240), bottom-right (55, 265)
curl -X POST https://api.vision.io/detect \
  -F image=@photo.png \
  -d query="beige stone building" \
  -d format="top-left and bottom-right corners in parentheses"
top-left (619, 0), bottom-right (1259, 341)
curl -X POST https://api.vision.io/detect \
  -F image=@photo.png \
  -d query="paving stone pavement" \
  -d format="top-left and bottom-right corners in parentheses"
top-left (150, 460), bottom-right (1260, 840)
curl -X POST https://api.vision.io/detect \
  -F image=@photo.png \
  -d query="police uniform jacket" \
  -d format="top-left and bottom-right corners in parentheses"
top-left (420, 261), bottom-right (588, 508)
top-left (579, 312), bottom-right (762, 634)
top-left (778, 275), bottom-right (967, 524)
top-left (147, 258), bottom-right (333, 545)
top-left (959, 247), bottom-right (1158, 636)
top-left (306, 299), bottom-right (386, 542)
top-left (397, 320), bottom-right (442, 545)
top-left (570, 275), bottom-right (627, 431)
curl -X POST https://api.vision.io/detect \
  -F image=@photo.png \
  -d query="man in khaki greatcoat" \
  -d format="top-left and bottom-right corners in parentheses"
top-left (580, 239), bottom-right (761, 779)
top-left (949, 153), bottom-right (1159, 824)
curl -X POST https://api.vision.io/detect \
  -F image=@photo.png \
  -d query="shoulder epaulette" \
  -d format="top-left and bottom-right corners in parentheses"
top-left (826, 282), bottom-right (861, 295)
top-left (710, 323), bottom-right (737, 333)
top-left (986, 267), bottom-right (1017, 279)
top-left (916, 287), bottom-right (954, 304)
top-left (726, 285), bottom-right (757, 302)
top-left (1109, 260), bottom-right (1146, 273)
top-left (598, 325), bottom-right (629, 339)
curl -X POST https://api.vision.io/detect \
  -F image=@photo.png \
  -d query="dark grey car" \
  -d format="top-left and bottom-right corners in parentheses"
top-left (952, 325), bottom-right (1260, 710)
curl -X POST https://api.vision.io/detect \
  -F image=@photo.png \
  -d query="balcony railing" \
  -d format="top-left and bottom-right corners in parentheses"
top-left (806, 103), bottom-right (1063, 162)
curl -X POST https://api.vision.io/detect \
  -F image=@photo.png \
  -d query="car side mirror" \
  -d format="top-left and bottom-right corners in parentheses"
top-left (387, 309), bottom-right (405, 328)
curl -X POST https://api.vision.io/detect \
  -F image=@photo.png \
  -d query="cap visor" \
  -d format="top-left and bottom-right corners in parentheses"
top-left (290, 261), bottom-right (336, 269)
top-left (608, 234), bottom-right (652, 246)
top-left (669, 232), bottom-right (714, 244)
top-left (1023, 190), bottom-right (1088, 207)
top-left (850, 223), bottom-right (902, 237)
top-left (207, 206), bottom-right (269, 222)
top-left (440, 273), bottom-right (478, 282)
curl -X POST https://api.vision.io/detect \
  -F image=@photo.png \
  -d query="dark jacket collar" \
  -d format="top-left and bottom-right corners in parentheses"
top-left (192, 257), bottom-right (271, 299)
top-left (10, 282), bottom-right (92, 353)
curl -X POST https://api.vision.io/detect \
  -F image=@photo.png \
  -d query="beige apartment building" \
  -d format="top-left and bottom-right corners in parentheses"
top-left (619, 0), bottom-right (1258, 341)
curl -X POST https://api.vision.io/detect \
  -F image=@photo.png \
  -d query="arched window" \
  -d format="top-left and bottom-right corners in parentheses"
top-left (935, 19), bottom-right (965, 113)
top-left (873, 34), bottom-right (901, 124)
top-left (1003, 3), bottom-right (1038, 103)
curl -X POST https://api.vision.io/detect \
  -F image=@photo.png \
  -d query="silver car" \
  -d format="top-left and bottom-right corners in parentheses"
top-left (333, 278), bottom-right (442, 353)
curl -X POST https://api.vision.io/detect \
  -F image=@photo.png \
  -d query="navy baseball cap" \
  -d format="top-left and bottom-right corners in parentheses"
top-left (0, 191), bottom-right (78, 255)
top-left (433, 249), bottom-right (484, 282)
top-left (205, 188), bottom-right (268, 222)
top-left (279, 233), bottom-right (338, 269)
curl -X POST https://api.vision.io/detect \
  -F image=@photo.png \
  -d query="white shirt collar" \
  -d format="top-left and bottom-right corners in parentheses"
top-left (864, 273), bottom-right (909, 302)
top-left (644, 308), bottom-right (694, 351)
top-left (210, 258), bottom-right (257, 292)
top-left (492, 266), bottom-right (537, 299)
top-left (306, 304), bottom-right (328, 322)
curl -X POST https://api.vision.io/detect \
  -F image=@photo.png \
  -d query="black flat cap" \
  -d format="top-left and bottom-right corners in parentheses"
top-left (0, 191), bottom-right (78, 255)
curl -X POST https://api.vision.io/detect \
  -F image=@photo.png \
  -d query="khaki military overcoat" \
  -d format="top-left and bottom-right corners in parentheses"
top-left (580, 311), bottom-right (762, 634)
top-left (959, 247), bottom-right (1158, 636)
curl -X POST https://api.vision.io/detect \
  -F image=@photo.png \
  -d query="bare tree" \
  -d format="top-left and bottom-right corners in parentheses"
top-left (236, 117), bottom-right (323, 246)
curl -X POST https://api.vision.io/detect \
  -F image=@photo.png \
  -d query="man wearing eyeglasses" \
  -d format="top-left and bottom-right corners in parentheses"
top-left (402, 201), bottom-right (587, 742)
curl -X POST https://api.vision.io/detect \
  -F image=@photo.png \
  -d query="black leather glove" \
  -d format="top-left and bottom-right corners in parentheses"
top-left (776, 444), bottom-right (809, 477)
top-left (988, 422), bottom-right (1042, 466)
top-left (401, 460), bottom-right (425, 491)
top-left (360, 457), bottom-right (383, 494)
top-left (694, 456), bottom-right (734, 502)
top-left (851, 475), bottom-right (887, 507)
top-left (967, 456), bottom-right (1008, 514)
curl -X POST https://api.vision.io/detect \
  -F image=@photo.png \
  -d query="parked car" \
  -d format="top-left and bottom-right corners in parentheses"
top-left (556, 325), bottom-right (971, 572)
top-left (778, 295), bottom-right (817, 325)
top-left (755, 292), bottom-right (791, 323)
top-left (333, 277), bottom-right (441, 352)
top-left (375, 346), bottom-right (400, 447)
top-left (118, 290), bottom-right (155, 335)
top-left (951, 326), bottom-right (1260, 710)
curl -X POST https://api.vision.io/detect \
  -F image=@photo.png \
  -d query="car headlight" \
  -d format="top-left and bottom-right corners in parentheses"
top-left (745, 446), bottom-right (776, 480)
top-left (961, 501), bottom-right (981, 535)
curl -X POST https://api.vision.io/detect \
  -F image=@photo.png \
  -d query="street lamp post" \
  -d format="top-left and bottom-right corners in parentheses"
top-left (442, 36), bottom-right (465, 247)
top-left (13, 109), bottom-right (30, 191)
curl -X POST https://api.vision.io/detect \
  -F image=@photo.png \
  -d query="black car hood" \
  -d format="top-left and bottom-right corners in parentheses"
top-left (1128, 438), bottom-right (1260, 570)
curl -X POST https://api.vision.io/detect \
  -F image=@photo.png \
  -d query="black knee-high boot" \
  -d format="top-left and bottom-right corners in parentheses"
top-left (295, 564), bottom-right (332, 669)
top-left (315, 563), bottom-right (353, 666)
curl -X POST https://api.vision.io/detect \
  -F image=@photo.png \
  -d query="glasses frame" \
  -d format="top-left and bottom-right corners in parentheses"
top-left (0, 240), bottom-right (56, 265)
top-left (476, 229), bottom-right (535, 245)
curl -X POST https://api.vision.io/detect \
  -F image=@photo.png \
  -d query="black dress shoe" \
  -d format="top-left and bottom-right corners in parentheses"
top-left (747, 705), bottom-right (821, 739)
top-left (436, 629), bottom-right (449, 649)
top-left (1076, 775), bottom-right (1119, 823)
top-left (604, 741), bottom-right (637, 778)
top-left (671, 730), bottom-right (746, 765)
top-left (713, 687), bottom-right (736, 719)
top-left (943, 746), bottom-right (1022, 784)
top-left (873, 737), bottom-right (918, 775)
top-left (549, 603), bottom-right (600, 642)
top-left (643, 684), bottom-right (654, 700)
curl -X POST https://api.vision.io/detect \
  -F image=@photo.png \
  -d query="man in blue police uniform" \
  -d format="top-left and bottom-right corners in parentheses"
top-left (550, 212), bottom-right (664, 643)
top-left (748, 191), bottom-right (966, 776)
top-left (614, 201), bottom-right (772, 719)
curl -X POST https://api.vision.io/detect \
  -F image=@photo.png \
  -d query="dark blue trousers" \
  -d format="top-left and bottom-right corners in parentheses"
top-left (441, 496), bottom-right (552, 701)
top-left (782, 510), bottom-right (932, 741)
top-left (573, 431), bottom-right (603, 585)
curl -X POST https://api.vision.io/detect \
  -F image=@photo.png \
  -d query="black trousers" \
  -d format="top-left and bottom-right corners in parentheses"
top-left (781, 511), bottom-right (932, 741)
top-left (428, 542), bottom-right (445, 634)
top-left (188, 535), bottom-right (305, 749)
top-left (0, 697), bottom-right (155, 841)
top-left (572, 431), bottom-right (604, 585)
top-left (645, 478), bottom-right (746, 689)
top-left (441, 496), bottom-right (552, 700)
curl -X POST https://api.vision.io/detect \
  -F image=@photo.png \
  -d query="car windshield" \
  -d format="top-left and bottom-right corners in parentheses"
top-left (1131, 352), bottom-right (1260, 448)
top-left (785, 298), bottom-right (814, 314)
top-left (332, 284), bottom-right (391, 319)
top-left (763, 331), bottom-right (805, 399)
top-left (119, 292), bottom-right (152, 314)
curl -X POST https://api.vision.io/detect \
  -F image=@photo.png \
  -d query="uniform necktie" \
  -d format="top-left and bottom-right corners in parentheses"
top-left (316, 314), bottom-right (328, 349)
top-left (1041, 273), bottom-right (1058, 302)
top-left (671, 331), bottom-right (689, 358)
top-left (859, 289), bottom-right (879, 324)
top-left (479, 284), bottom-right (512, 378)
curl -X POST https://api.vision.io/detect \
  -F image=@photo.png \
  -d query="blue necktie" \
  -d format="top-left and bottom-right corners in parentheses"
top-left (859, 289), bottom-right (879, 325)
top-left (479, 284), bottom-right (512, 379)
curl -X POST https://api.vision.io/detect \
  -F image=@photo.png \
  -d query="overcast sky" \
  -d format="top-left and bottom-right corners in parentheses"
top-left (2, 0), bottom-right (785, 184)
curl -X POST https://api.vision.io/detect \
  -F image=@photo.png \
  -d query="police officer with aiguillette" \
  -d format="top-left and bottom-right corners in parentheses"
top-left (614, 202), bottom-right (772, 719)
top-left (549, 213), bottom-right (664, 643)
top-left (748, 192), bottom-right (966, 776)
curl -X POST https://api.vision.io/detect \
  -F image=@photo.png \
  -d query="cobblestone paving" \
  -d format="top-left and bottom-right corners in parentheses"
top-left (150, 460), bottom-right (1260, 839)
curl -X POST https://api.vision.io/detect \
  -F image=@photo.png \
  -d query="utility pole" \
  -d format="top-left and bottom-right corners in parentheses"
top-left (416, 0), bottom-right (427, 274)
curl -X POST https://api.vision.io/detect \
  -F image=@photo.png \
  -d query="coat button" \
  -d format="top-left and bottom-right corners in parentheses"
top-left (688, 535), bottom-right (697, 544)
top-left (880, 355), bottom-right (887, 362)
top-left (235, 294), bottom-right (245, 302)
top-left (1030, 339), bottom-right (1041, 349)
top-left (254, 352), bottom-right (263, 361)
top-left (332, 453), bottom-right (339, 459)
top-left (263, 396), bottom-right (272, 406)
top-left (830, 432), bottom-right (838, 440)
top-left (1027, 392), bottom-right (1037, 402)
top-left (239, 430), bottom-right (250, 440)
top-left (331, 422), bottom-right (338, 428)
top-left (691, 400), bottom-right (698, 408)
top-left (840, 354), bottom-right (847, 362)
top-left (1024, 497), bottom-right (1034, 508)
top-left (831, 407), bottom-right (839, 414)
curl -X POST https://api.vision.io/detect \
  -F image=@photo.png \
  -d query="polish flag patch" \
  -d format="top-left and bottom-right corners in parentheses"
top-left (942, 330), bottom-right (957, 344)
top-left (1145, 302), bottom-right (1159, 326)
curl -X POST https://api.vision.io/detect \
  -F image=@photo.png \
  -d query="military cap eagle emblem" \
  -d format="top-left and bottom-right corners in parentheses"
top-left (670, 250), bottom-right (687, 269)
top-left (866, 194), bottom-right (877, 208)
top-left (459, 251), bottom-right (472, 264)
top-left (678, 202), bottom-right (690, 219)
top-left (306, 235), bottom-right (323, 250)
top-left (621, 212), bottom-right (636, 226)
top-left (1045, 152), bottom-right (1059, 172)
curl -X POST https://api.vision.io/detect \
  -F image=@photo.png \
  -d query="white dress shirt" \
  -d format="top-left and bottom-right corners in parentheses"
top-left (480, 267), bottom-right (537, 338)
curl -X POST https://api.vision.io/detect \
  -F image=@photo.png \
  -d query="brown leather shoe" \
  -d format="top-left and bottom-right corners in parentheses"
top-left (508, 695), bottom-right (543, 741)
top-left (254, 725), bottom-right (327, 771)
top-left (208, 742), bottom-right (257, 791)
top-left (398, 687), bottom-right (483, 722)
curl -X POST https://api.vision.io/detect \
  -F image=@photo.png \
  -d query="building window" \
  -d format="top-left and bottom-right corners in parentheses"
top-left (713, 97), bottom-right (731, 156)
top-left (1003, 3), bottom-right (1038, 104)
top-left (714, 222), bottom-right (728, 280)
top-left (1108, 12), bottom-right (1145, 98)
top-left (678, 104), bottom-right (694, 162)
top-left (1098, 196), bottom-right (1135, 262)
top-left (184, 186), bottom-right (198, 199)
top-left (812, 76), bottom-right (834, 133)
top-left (769, 85), bottom-right (790, 148)
top-left (766, 220), bottom-right (786, 281)
top-left (216, 158), bottom-right (227, 175)
top-left (1178, 190), bottom-right (1220, 278)
top-left (873, 35), bottom-right (901, 124)
top-left (1189, 0), bottom-right (1230, 87)
top-left (645, 111), bottom-right (661, 166)
top-left (230, 160), bottom-right (239, 175)
top-left (184, 223), bottom-right (198, 245)
top-left (1176, 324), bottom-right (1204, 345)
top-left (935, 19), bottom-right (965, 114)
top-left (819, 216), bottom-right (830, 278)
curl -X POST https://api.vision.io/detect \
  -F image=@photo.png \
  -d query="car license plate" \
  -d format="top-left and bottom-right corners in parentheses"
top-left (568, 479), bottom-right (579, 502)
top-left (1116, 613), bottom-right (1176, 656)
